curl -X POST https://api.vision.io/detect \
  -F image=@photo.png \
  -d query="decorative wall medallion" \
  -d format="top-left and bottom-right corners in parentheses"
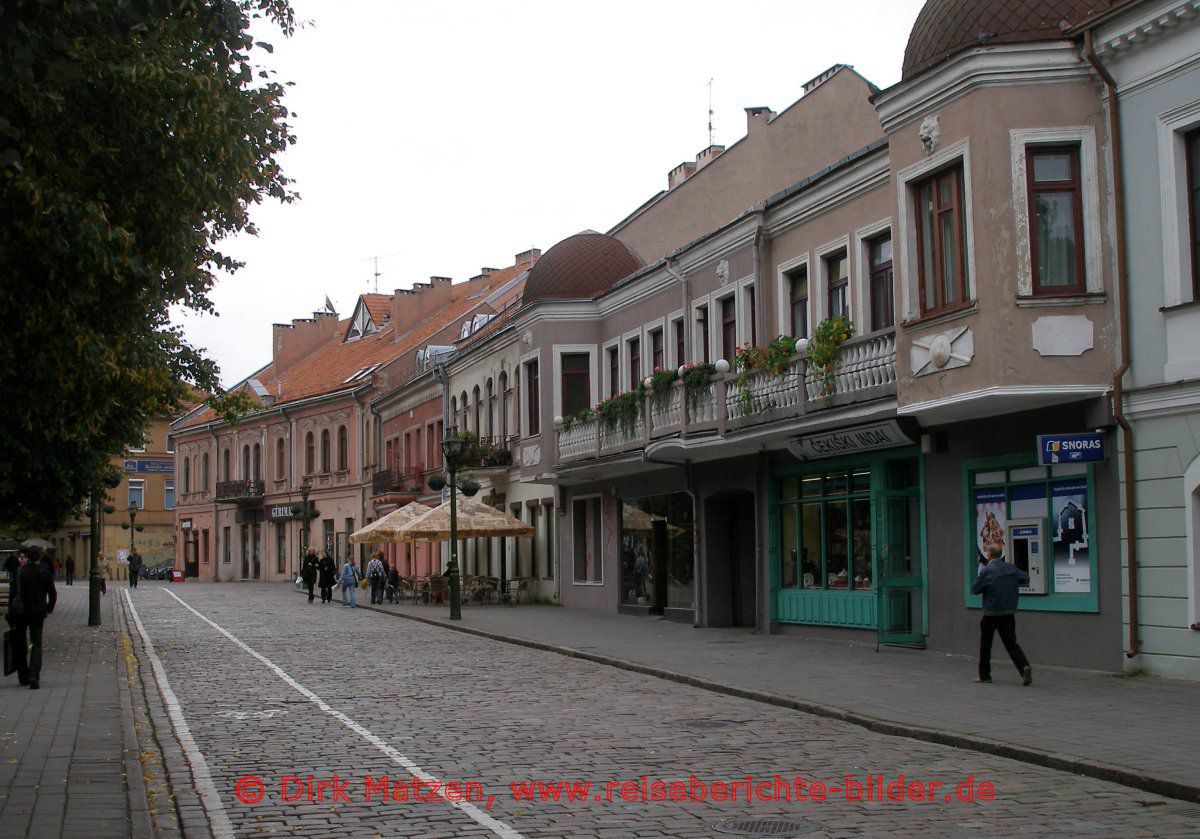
top-left (521, 444), bottom-right (541, 467)
top-left (1031, 315), bottom-right (1093, 357)
top-left (919, 114), bottom-right (940, 156)
top-left (521, 330), bottom-right (533, 345)
top-left (716, 259), bottom-right (730, 286)
top-left (910, 326), bottom-right (973, 377)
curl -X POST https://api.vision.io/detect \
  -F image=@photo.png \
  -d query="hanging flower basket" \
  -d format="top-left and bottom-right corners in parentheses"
top-left (427, 474), bottom-right (447, 492)
top-left (807, 315), bottom-right (854, 399)
top-left (458, 478), bottom-right (481, 497)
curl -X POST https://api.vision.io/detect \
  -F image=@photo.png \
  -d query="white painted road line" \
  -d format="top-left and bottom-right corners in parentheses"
top-left (122, 590), bottom-right (237, 839)
top-left (157, 587), bottom-right (525, 839)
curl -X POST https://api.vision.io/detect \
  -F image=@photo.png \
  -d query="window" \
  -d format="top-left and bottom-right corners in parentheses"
top-left (1187, 128), bottom-right (1200, 298)
top-left (485, 379), bottom-right (494, 437)
top-left (498, 373), bottom-right (509, 439)
top-left (128, 479), bottom-right (144, 509)
top-left (322, 519), bottom-right (335, 555)
top-left (525, 360), bottom-right (540, 435)
top-left (778, 469), bottom-right (872, 591)
top-left (561, 353), bottom-right (590, 418)
top-left (543, 502), bottom-right (554, 579)
top-left (276, 438), bottom-right (285, 480)
top-left (1027, 146), bottom-right (1084, 294)
top-left (607, 346), bottom-right (619, 398)
top-left (222, 448), bottom-right (230, 482)
top-left (529, 506), bottom-right (539, 577)
top-left (869, 235), bottom-right (894, 331)
top-left (320, 429), bottom-right (330, 473)
top-left (460, 391), bottom-right (468, 430)
top-left (673, 319), bottom-right (685, 368)
top-left (182, 458), bottom-right (191, 494)
top-left (305, 433), bottom-right (314, 474)
top-left (252, 443), bottom-right (261, 481)
top-left (130, 433), bottom-right (146, 453)
top-left (165, 480), bottom-right (175, 510)
top-left (697, 306), bottom-right (710, 363)
top-left (337, 425), bottom-right (348, 471)
top-left (276, 523), bottom-right (286, 574)
top-left (627, 338), bottom-right (640, 390)
top-left (720, 297), bottom-right (737, 361)
top-left (472, 386), bottom-right (481, 434)
top-left (650, 329), bottom-right (664, 372)
top-left (746, 286), bottom-right (757, 346)
top-left (166, 435), bottom-right (174, 454)
top-left (789, 265), bottom-right (809, 338)
top-left (202, 452), bottom-right (209, 489)
top-left (242, 445), bottom-right (250, 480)
top-left (573, 496), bottom-right (603, 583)
top-left (915, 165), bottom-right (969, 316)
top-left (826, 251), bottom-right (849, 322)
top-left (222, 526), bottom-right (230, 563)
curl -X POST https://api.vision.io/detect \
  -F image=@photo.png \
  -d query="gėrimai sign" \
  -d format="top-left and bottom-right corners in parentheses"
top-left (789, 420), bottom-right (915, 460)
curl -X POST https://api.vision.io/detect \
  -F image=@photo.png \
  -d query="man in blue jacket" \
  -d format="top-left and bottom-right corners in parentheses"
top-left (970, 542), bottom-right (1032, 685)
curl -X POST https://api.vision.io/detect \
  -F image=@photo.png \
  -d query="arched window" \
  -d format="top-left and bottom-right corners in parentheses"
top-left (485, 379), bottom-right (494, 437)
top-left (222, 448), bottom-right (230, 482)
top-left (472, 385), bottom-right (481, 434)
top-left (276, 438), bottom-right (285, 479)
top-left (183, 457), bottom-right (191, 494)
top-left (202, 453), bottom-right (209, 489)
top-left (252, 443), bottom-right (261, 481)
top-left (242, 445), bottom-right (250, 480)
top-left (320, 429), bottom-right (330, 472)
top-left (460, 391), bottom-right (469, 430)
top-left (450, 396), bottom-right (457, 421)
top-left (498, 372), bottom-right (509, 439)
top-left (337, 425), bottom-right (348, 471)
top-left (305, 432), bottom-right (315, 475)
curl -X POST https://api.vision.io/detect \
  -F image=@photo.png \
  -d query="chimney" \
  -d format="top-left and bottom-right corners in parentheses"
top-left (272, 308), bottom-right (339, 372)
top-left (390, 278), bottom-right (454, 336)
top-left (514, 248), bottom-right (541, 267)
top-left (694, 144), bottom-right (725, 172)
top-left (745, 106), bottom-right (774, 135)
top-left (668, 161), bottom-right (697, 190)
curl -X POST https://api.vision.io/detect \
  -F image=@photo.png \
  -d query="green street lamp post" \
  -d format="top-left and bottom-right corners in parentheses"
top-left (88, 490), bottom-right (101, 626)
top-left (299, 476), bottom-right (312, 574)
top-left (441, 426), bottom-right (465, 621)
top-left (124, 503), bottom-right (140, 555)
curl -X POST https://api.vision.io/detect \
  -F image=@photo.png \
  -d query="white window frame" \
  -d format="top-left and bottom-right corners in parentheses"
top-left (165, 434), bottom-right (174, 454)
top-left (623, 328), bottom-right (643, 391)
top-left (737, 276), bottom-right (756, 346)
top-left (692, 300), bottom-right (711, 365)
top-left (713, 289), bottom-right (737, 363)
top-left (571, 492), bottom-right (605, 586)
top-left (642, 316), bottom-right (666, 376)
top-left (896, 138), bottom-right (977, 322)
top-left (815, 235), bottom-right (853, 325)
top-left (165, 480), bottom-right (175, 511)
top-left (1157, 99), bottom-right (1200, 307)
top-left (129, 434), bottom-right (146, 454)
top-left (128, 479), bottom-right (145, 510)
top-left (518, 349), bottom-right (541, 439)
top-left (1010, 127), bottom-right (1103, 297)
top-left (552, 344), bottom-right (597, 421)
top-left (853, 219), bottom-right (893, 333)
top-left (775, 252), bottom-right (811, 338)
top-left (666, 310), bottom-right (685, 369)
top-left (601, 338), bottom-right (621, 399)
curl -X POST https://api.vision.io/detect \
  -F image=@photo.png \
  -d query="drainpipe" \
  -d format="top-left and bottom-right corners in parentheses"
top-left (1084, 31), bottom-right (1138, 659)
top-left (752, 217), bottom-right (767, 346)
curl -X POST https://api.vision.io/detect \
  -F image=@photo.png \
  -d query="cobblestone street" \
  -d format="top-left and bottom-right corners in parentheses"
top-left (115, 583), bottom-right (1198, 838)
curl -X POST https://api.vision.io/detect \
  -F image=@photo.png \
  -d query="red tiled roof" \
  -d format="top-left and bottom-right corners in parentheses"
top-left (361, 293), bottom-right (392, 325)
top-left (177, 269), bottom-right (530, 432)
top-left (902, 0), bottom-right (1112, 79)
top-left (523, 233), bottom-right (644, 303)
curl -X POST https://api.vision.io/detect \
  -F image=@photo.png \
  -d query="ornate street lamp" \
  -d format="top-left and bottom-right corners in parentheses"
top-left (122, 503), bottom-right (141, 556)
top-left (441, 426), bottom-right (465, 621)
top-left (299, 475), bottom-right (312, 574)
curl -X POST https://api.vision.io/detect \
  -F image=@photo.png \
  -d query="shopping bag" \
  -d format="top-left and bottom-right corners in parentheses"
top-left (3, 629), bottom-right (14, 677)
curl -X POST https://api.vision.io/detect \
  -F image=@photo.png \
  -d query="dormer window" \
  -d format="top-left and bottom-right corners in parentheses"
top-left (343, 298), bottom-right (378, 342)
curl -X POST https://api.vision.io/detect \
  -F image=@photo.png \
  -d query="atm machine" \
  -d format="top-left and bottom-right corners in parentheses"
top-left (1006, 518), bottom-right (1047, 595)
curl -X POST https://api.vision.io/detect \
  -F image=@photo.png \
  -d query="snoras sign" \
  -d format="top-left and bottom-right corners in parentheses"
top-left (1037, 433), bottom-right (1106, 465)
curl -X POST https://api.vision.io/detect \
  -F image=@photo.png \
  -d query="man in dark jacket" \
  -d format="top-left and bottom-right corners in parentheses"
top-left (970, 542), bottom-right (1032, 685)
top-left (301, 548), bottom-right (319, 603)
top-left (128, 551), bottom-right (143, 588)
top-left (8, 547), bottom-right (57, 689)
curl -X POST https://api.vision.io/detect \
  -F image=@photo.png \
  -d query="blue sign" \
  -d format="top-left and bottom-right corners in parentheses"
top-left (1036, 433), bottom-right (1105, 465)
top-left (123, 459), bottom-right (175, 474)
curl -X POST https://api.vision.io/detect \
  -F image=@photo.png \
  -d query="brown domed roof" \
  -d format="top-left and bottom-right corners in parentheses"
top-left (902, 0), bottom-right (1111, 80)
top-left (522, 232), bottom-right (645, 304)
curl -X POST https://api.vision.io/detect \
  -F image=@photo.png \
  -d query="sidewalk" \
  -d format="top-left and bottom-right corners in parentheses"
top-left (362, 597), bottom-right (1200, 804)
top-left (0, 585), bottom-right (151, 839)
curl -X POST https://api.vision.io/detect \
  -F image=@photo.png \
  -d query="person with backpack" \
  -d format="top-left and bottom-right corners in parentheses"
top-left (339, 556), bottom-right (360, 608)
top-left (366, 552), bottom-right (386, 605)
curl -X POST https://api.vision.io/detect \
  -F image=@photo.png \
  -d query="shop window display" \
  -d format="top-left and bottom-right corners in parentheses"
top-left (619, 492), bottom-right (694, 609)
top-left (779, 468), bottom-right (873, 591)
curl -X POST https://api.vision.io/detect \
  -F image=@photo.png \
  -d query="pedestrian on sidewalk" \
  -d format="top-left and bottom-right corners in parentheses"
top-left (6, 547), bottom-right (57, 689)
top-left (65, 555), bottom-right (75, 586)
top-left (366, 552), bottom-right (386, 605)
top-left (128, 550), bottom-right (143, 588)
top-left (317, 550), bottom-right (336, 603)
top-left (971, 541), bottom-right (1033, 686)
top-left (301, 548), bottom-right (319, 603)
top-left (385, 563), bottom-right (400, 604)
top-left (339, 556), bottom-right (360, 607)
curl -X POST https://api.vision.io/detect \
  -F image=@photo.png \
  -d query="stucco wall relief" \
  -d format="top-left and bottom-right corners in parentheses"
top-left (919, 114), bottom-right (940, 156)
top-left (1031, 315), bottom-right (1093, 357)
top-left (522, 444), bottom-right (541, 467)
top-left (910, 326), bottom-right (973, 377)
top-left (716, 259), bottom-right (730, 286)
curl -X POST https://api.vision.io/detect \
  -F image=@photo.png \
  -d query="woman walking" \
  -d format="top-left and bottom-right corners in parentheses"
top-left (317, 550), bottom-right (336, 604)
top-left (301, 548), bottom-right (319, 603)
top-left (339, 556), bottom-right (360, 607)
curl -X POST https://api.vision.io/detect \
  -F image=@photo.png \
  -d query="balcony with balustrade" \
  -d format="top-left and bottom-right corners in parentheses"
top-left (214, 480), bottom-right (266, 504)
top-left (555, 332), bottom-right (897, 467)
top-left (370, 465), bottom-right (428, 507)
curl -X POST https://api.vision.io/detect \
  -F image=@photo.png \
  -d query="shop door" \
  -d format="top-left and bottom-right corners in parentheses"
top-left (877, 478), bottom-right (924, 647)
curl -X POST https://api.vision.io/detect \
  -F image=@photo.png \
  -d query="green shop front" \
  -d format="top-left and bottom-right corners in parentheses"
top-left (770, 421), bottom-right (926, 645)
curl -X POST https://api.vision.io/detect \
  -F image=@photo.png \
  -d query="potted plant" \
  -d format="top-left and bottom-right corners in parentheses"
top-left (646, 368), bottom-right (680, 412)
top-left (807, 315), bottom-right (854, 398)
top-left (679, 362), bottom-right (717, 414)
top-left (596, 390), bottom-right (642, 435)
top-left (427, 474), bottom-right (447, 492)
top-left (458, 477), bottom-right (481, 497)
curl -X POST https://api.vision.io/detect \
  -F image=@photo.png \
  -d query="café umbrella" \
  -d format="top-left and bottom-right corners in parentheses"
top-left (396, 494), bottom-right (533, 542)
top-left (348, 502), bottom-right (436, 545)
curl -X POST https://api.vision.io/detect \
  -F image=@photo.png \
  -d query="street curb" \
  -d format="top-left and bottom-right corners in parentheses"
top-left (113, 593), bottom-right (159, 839)
top-left (342, 594), bottom-right (1200, 805)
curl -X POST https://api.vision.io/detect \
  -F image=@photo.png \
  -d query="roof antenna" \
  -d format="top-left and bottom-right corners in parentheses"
top-left (371, 255), bottom-right (381, 294)
top-left (707, 77), bottom-right (715, 147)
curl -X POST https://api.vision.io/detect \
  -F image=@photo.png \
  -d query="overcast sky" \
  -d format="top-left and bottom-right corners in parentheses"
top-left (173, 0), bottom-right (927, 387)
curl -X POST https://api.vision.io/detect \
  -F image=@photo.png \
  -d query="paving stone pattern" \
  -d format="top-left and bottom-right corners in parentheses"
top-left (123, 583), bottom-right (1200, 838)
